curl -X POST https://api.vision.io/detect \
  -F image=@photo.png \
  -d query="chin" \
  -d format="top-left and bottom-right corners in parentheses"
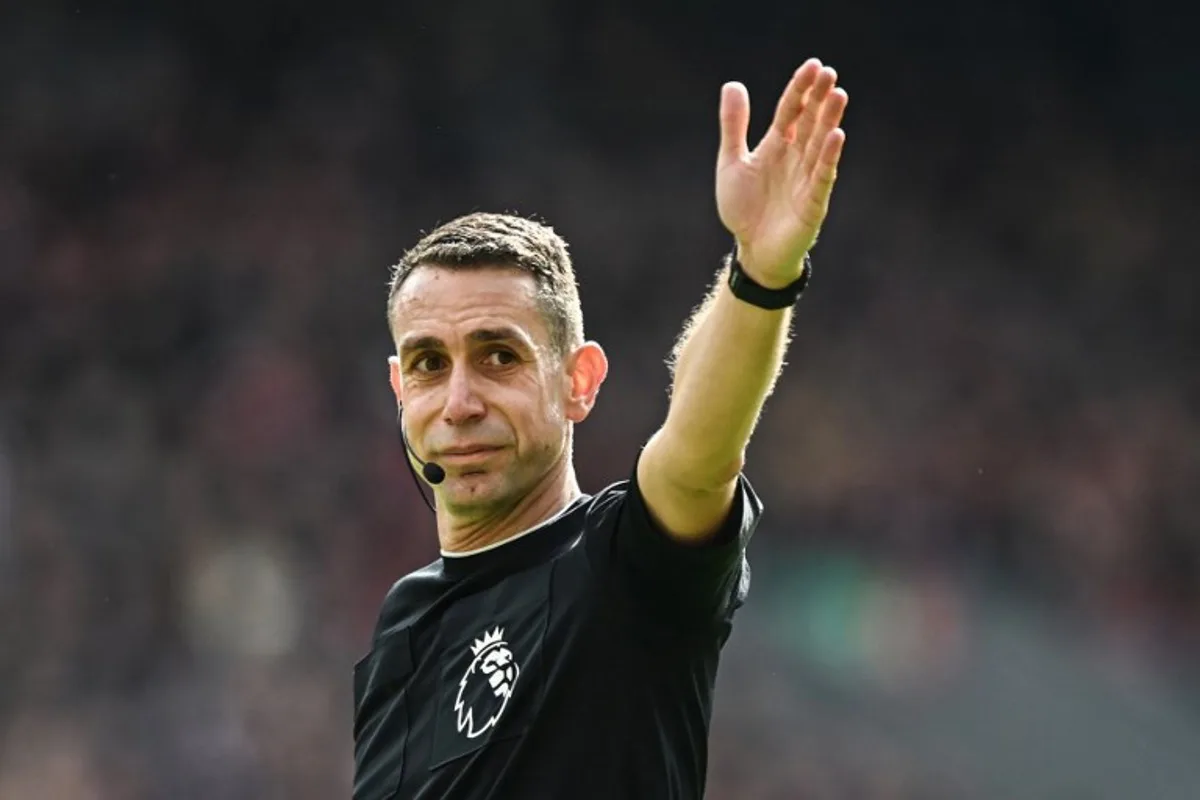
top-left (441, 471), bottom-right (513, 509)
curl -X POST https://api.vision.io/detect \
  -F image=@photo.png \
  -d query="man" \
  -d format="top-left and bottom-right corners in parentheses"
top-left (354, 58), bottom-right (848, 799)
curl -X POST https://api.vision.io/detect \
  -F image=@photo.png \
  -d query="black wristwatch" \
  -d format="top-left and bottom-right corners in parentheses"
top-left (726, 248), bottom-right (812, 310)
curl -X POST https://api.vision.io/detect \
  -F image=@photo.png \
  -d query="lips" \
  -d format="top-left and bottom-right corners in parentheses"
top-left (435, 445), bottom-right (505, 467)
top-left (439, 445), bottom-right (503, 457)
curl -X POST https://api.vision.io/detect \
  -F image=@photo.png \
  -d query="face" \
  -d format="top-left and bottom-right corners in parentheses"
top-left (389, 266), bottom-right (607, 519)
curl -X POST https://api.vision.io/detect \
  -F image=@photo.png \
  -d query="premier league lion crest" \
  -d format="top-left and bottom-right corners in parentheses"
top-left (455, 626), bottom-right (521, 739)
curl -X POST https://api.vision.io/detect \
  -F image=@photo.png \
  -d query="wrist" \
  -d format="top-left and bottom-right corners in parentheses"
top-left (726, 246), bottom-right (811, 310)
top-left (733, 242), bottom-right (808, 289)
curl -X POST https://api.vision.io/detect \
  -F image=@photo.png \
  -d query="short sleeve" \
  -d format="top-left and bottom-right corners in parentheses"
top-left (587, 455), bottom-right (764, 630)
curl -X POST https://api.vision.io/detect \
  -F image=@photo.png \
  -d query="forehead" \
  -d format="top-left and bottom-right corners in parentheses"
top-left (391, 265), bottom-right (548, 345)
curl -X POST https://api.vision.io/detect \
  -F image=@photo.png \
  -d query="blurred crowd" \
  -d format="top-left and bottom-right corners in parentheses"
top-left (0, 2), bottom-right (1196, 798)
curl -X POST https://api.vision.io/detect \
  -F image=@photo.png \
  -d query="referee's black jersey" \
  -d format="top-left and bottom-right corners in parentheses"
top-left (353, 457), bottom-right (763, 800)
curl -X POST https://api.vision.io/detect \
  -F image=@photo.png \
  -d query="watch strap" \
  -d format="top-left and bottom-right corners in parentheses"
top-left (726, 250), bottom-right (812, 310)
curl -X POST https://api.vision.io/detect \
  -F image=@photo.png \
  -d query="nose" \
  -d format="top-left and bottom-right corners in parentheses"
top-left (442, 364), bottom-right (486, 425)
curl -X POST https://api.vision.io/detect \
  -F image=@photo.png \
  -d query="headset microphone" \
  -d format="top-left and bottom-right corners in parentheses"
top-left (397, 410), bottom-right (444, 514)
top-left (417, 453), bottom-right (446, 484)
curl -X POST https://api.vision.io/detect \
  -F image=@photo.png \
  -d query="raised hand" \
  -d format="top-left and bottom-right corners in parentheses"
top-left (716, 59), bottom-right (848, 287)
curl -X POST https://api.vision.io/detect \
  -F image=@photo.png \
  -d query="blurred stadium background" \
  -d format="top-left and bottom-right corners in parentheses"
top-left (1, 1), bottom-right (1197, 798)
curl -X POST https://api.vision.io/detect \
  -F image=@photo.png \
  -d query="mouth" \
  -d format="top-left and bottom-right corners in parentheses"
top-left (437, 446), bottom-right (504, 463)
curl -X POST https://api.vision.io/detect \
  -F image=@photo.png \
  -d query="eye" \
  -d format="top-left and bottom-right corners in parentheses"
top-left (413, 354), bottom-right (447, 374)
top-left (484, 349), bottom-right (519, 368)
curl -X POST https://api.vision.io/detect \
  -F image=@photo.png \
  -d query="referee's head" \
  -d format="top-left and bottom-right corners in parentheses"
top-left (385, 213), bottom-right (608, 520)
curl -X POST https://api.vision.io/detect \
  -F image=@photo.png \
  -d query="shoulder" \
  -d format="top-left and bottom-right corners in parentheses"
top-left (372, 560), bottom-right (446, 641)
top-left (584, 465), bottom-right (764, 547)
top-left (575, 478), bottom-right (639, 561)
top-left (581, 478), bottom-right (631, 527)
top-left (580, 464), bottom-right (764, 626)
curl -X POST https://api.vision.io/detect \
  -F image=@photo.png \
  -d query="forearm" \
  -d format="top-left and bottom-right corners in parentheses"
top-left (658, 262), bottom-right (793, 489)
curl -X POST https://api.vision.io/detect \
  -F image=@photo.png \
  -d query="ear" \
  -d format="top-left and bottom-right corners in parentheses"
top-left (388, 355), bottom-right (404, 410)
top-left (563, 341), bottom-right (608, 424)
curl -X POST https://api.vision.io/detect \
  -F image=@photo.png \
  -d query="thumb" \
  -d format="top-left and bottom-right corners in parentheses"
top-left (718, 82), bottom-right (750, 167)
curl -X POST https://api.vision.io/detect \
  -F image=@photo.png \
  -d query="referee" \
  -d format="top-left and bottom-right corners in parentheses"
top-left (354, 58), bottom-right (848, 800)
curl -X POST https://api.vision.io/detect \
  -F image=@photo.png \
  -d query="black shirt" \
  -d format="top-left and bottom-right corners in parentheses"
top-left (353, 458), bottom-right (763, 800)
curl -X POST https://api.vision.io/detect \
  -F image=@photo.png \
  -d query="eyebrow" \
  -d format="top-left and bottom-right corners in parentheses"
top-left (398, 326), bottom-right (529, 358)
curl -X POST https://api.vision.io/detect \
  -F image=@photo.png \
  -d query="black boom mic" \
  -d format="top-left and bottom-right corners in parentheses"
top-left (415, 451), bottom-right (446, 485)
top-left (397, 410), bottom-right (443, 514)
top-left (398, 417), bottom-right (445, 484)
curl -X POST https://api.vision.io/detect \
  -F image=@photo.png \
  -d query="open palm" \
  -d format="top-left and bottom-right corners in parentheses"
top-left (716, 59), bottom-right (848, 286)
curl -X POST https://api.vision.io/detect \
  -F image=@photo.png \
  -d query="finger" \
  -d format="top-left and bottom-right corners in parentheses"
top-left (718, 81), bottom-right (751, 167)
top-left (769, 59), bottom-right (822, 142)
top-left (799, 128), bottom-right (846, 228)
top-left (818, 128), bottom-right (847, 181)
top-left (791, 67), bottom-right (838, 153)
top-left (801, 88), bottom-right (848, 179)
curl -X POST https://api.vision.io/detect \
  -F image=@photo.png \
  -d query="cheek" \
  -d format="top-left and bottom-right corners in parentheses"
top-left (513, 394), bottom-right (566, 455)
top-left (502, 375), bottom-right (567, 449)
top-left (540, 387), bottom-right (570, 431)
top-left (516, 405), bottom-right (559, 447)
top-left (516, 379), bottom-right (562, 425)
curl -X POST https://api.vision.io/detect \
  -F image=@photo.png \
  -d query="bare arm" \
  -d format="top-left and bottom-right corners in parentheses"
top-left (638, 59), bottom-right (848, 541)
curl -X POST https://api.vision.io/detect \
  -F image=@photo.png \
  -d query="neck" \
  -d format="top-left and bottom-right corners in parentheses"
top-left (436, 458), bottom-right (581, 555)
